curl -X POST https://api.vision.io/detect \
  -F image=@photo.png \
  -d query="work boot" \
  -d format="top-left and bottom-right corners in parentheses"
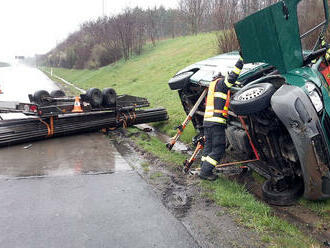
top-left (199, 171), bottom-right (218, 181)
top-left (199, 162), bottom-right (218, 181)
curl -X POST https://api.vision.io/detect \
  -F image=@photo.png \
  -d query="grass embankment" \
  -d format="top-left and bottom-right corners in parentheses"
top-left (44, 73), bottom-right (82, 96)
top-left (203, 180), bottom-right (318, 247)
top-left (43, 33), bottom-right (324, 247)
top-left (45, 33), bottom-right (218, 144)
top-left (300, 198), bottom-right (330, 223)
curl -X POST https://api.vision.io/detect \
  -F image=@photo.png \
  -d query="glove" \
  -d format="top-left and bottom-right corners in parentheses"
top-left (212, 72), bottom-right (223, 81)
top-left (326, 49), bottom-right (330, 62)
top-left (320, 38), bottom-right (330, 62)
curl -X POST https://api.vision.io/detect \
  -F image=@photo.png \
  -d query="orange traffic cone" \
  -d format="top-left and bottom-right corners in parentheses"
top-left (72, 96), bottom-right (83, 112)
top-left (0, 85), bottom-right (3, 94)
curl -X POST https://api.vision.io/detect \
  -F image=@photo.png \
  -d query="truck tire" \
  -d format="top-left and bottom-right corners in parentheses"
top-left (86, 88), bottom-right (103, 108)
top-left (33, 90), bottom-right (50, 105)
top-left (262, 179), bottom-right (303, 206)
top-left (102, 88), bottom-right (117, 107)
top-left (168, 71), bottom-right (195, 90)
top-left (230, 83), bottom-right (275, 115)
top-left (50, 90), bottom-right (66, 98)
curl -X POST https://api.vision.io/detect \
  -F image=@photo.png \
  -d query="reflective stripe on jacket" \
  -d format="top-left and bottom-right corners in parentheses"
top-left (203, 56), bottom-right (243, 126)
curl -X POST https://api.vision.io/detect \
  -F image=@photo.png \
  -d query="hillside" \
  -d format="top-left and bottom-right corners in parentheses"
top-left (48, 33), bottom-right (218, 142)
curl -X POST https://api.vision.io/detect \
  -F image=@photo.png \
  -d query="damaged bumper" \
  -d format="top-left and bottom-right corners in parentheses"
top-left (271, 85), bottom-right (330, 200)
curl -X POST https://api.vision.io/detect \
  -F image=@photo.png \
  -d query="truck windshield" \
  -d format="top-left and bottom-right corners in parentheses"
top-left (298, 0), bottom-right (327, 50)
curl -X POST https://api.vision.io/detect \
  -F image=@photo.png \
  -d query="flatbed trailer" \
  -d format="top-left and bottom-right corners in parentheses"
top-left (0, 88), bottom-right (168, 146)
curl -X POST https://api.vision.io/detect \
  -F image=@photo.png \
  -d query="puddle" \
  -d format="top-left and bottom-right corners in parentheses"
top-left (0, 132), bottom-right (131, 178)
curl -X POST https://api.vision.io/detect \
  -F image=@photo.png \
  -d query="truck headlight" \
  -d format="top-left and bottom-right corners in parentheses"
top-left (305, 81), bottom-right (323, 112)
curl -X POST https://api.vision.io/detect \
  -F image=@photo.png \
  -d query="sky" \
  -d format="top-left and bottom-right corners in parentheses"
top-left (0, 0), bottom-right (178, 63)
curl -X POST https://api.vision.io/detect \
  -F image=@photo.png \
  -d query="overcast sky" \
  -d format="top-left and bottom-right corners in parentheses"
top-left (0, 0), bottom-right (178, 62)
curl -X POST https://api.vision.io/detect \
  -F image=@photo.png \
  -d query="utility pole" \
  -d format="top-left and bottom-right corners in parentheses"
top-left (102, 0), bottom-right (105, 16)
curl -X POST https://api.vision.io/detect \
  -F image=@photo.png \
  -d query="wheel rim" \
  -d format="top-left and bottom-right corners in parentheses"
top-left (238, 87), bottom-right (265, 101)
top-left (39, 92), bottom-right (50, 103)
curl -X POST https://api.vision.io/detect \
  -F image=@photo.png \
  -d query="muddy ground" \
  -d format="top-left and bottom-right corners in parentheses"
top-left (110, 128), bottom-right (264, 248)
top-left (110, 128), bottom-right (330, 248)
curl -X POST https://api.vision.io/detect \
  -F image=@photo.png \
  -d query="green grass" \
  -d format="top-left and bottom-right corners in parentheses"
top-left (202, 177), bottom-right (318, 248)
top-left (299, 198), bottom-right (330, 221)
top-left (42, 71), bottom-right (82, 96)
top-left (45, 33), bottom-right (218, 143)
top-left (252, 171), bottom-right (266, 184)
top-left (127, 127), bottom-right (187, 166)
top-left (141, 161), bottom-right (150, 173)
top-left (150, 172), bottom-right (164, 179)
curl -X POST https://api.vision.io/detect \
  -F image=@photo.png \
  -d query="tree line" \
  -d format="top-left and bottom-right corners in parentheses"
top-left (39, 0), bottom-right (327, 69)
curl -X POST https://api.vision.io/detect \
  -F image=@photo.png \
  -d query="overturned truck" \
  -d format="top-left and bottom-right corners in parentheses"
top-left (168, 0), bottom-right (330, 205)
top-left (0, 88), bottom-right (168, 146)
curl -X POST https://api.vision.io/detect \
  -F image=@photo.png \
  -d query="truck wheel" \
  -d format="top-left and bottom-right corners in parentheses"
top-left (168, 71), bottom-right (195, 90)
top-left (230, 83), bottom-right (275, 115)
top-left (262, 178), bottom-right (303, 206)
top-left (50, 90), bottom-right (66, 98)
top-left (86, 88), bottom-right (103, 108)
top-left (33, 90), bottom-right (50, 105)
top-left (102, 88), bottom-right (117, 107)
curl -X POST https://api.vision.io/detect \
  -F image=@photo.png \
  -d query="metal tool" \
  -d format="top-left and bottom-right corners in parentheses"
top-left (183, 136), bottom-right (205, 173)
top-left (166, 88), bottom-right (207, 150)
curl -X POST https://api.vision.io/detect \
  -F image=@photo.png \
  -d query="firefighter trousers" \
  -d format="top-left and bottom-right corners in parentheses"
top-left (200, 125), bottom-right (226, 175)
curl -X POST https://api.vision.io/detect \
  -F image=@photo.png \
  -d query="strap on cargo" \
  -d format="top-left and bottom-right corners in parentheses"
top-left (122, 113), bottom-right (128, 128)
top-left (38, 116), bottom-right (54, 137)
top-left (129, 111), bottom-right (137, 123)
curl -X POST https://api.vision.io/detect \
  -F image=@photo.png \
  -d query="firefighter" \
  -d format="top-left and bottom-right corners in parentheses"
top-left (199, 55), bottom-right (244, 181)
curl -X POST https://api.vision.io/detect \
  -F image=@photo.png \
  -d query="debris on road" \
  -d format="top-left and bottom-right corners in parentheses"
top-left (23, 144), bottom-right (32, 149)
top-left (135, 124), bottom-right (153, 132)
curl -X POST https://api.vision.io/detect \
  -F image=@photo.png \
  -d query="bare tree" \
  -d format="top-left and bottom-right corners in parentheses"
top-left (133, 7), bottom-right (147, 55)
top-left (146, 7), bottom-right (158, 46)
top-left (113, 10), bottom-right (135, 60)
top-left (179, 0), bottom-right (209, 34)
top-left (211, 0), bottom-right (240, 30)
top-left (39, 1), bottom-right (323, 69)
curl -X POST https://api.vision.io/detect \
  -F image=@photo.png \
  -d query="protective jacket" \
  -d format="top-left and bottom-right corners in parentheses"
top-left (203, 56), bottom-right (244, 127)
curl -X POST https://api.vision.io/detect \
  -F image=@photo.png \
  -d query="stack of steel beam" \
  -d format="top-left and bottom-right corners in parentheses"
top-left (0, 108), bottom-right (168, 146)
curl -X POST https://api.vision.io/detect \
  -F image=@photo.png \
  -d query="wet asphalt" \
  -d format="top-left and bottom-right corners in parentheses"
top-left (0, 65), bottom-right (199, 248)
top-left (0, 65), bottom-right (59, 102)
